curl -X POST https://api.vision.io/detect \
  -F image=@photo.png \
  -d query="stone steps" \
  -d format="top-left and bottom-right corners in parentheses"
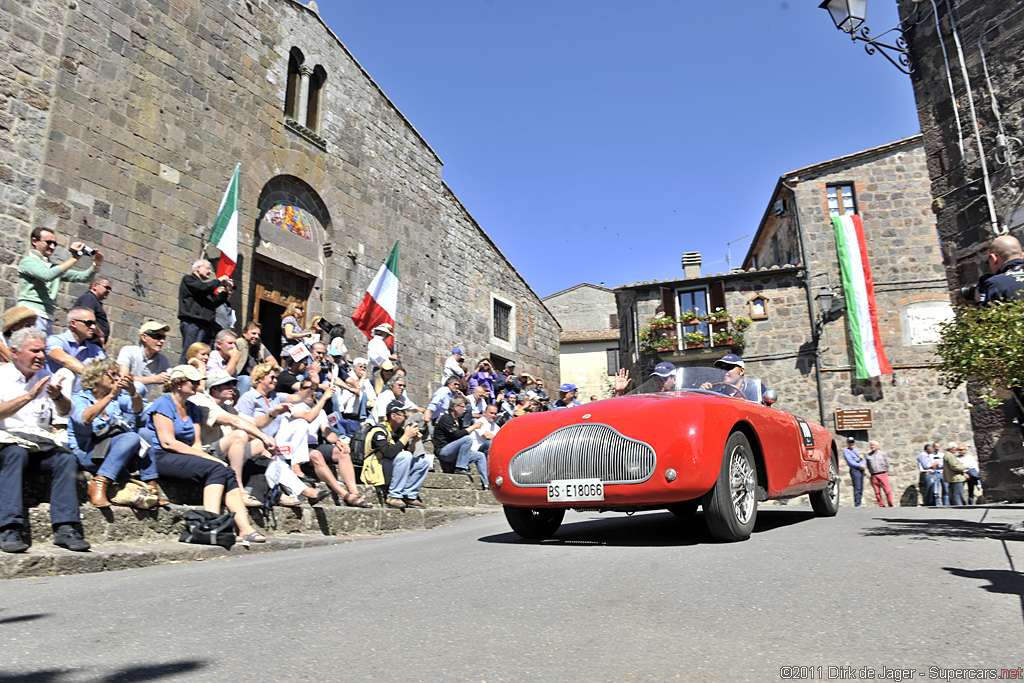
top-left (2, 466), bottom-right (502, 580)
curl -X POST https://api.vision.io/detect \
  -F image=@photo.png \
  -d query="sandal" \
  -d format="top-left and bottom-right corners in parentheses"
top-left (344, 493), bottom-right (374, 509)
top-left (237, 531), bottom-right (266, 543)
top-left (242, 493), bottom-right (262, 508)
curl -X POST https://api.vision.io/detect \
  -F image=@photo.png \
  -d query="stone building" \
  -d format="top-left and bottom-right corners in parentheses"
top-left (0, 0), bottom-right (558, 405)
top-left (543, 283), bottom-right (620, 401)
top-left (617, 136), bottom-right (975, 505)
top-left (893, 0), bottom-right (1024, 499)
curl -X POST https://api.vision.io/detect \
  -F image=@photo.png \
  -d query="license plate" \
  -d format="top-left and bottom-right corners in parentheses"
top-left (547, 478), bottom-right (604, 502)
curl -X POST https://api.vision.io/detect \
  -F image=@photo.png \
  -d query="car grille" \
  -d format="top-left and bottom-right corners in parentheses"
top-left (508, 423), bottom-right (656, 486)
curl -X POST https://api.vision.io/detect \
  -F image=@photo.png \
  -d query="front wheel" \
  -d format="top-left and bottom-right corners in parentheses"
top-left (703, 432), bottom-right (757, 542)
top-left (504, 506), bottom-right (565, 539)
top-left (809, 452), bottom-right (840, 516)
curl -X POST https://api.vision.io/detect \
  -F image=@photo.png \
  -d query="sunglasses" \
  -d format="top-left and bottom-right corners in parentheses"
top-left (74, 319), bottom-right (97, 326)
top-left (39, 239), bottom-right (57, 247)
top-left (145, 332), bottom-right (166, 340)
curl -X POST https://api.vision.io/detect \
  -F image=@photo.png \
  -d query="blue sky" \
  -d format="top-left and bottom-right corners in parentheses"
top-left (317, 1), bottom-right (921, 297)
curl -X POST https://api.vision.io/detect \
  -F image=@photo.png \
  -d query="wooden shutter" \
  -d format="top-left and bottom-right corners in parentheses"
top-left (659, 287), bottom-right (677, 317)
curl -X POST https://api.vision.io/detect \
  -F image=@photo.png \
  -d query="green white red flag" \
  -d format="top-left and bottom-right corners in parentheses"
top-left (209, 163), bottom-right (240, 278)
top-left (351, 241), bottom-right (399, 347)
top-left (832, 214), bottom-right (892, 379)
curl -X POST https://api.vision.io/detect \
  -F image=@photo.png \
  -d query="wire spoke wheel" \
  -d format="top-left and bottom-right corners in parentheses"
top-left (729, 444), bottom-right (756, 525)
top-left (704, 432), bottom-right (757, 542)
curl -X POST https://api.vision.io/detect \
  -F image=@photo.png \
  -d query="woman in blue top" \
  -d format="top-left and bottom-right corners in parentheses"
top-left (467, 359), bottom-right (496, 401)
top-left (70, 358), bottom-right (151, 508)
top-left (147, 364), bottom-right (265, 543)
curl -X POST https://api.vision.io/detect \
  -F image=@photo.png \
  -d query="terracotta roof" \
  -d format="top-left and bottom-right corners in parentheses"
top-left (560, 328), bottom-right (620, 342)
top-left (616, 263), bottom-right (802, 290)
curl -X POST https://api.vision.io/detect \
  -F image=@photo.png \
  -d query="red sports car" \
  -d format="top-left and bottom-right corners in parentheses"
top-left (488, 367), bottom-right (839, 542)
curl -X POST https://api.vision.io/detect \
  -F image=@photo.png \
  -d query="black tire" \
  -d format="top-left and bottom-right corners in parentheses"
top-left (503, 505), bottom-right (565, 539)
top-left (703, 432), bottom-right (757, 542)
top-left (667, 500), bottom-right (700, 517)
top-left (809, 451), bottom-right (841, 517)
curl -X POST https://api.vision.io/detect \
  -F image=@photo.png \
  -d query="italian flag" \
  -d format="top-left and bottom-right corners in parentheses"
top-left (832, 215), bottom-right (892, 379)
top-left (209, 163), bottom-right (240, 278)
top-left (351, 241), bottom-right (399, 346)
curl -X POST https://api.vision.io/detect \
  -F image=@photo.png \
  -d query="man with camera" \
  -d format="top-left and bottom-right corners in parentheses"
top-left (17, 228), bottom-right (103, 336)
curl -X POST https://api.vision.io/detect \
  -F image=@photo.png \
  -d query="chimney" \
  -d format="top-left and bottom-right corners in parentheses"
top-left (681, 251), bottom-right (701, 279)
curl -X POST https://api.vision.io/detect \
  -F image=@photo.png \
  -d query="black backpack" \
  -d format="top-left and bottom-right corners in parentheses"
top-left (349, 422), bottom-right (375, 466)
top-left (179, 510), bottom-right (236, 548)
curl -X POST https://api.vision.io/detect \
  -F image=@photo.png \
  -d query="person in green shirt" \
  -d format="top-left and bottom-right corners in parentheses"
top-left (17, 228), bottom-right (103, 335)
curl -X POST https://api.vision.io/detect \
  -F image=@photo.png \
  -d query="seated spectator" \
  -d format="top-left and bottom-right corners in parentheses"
top-left (519, 373), bottom-right (537, 397)
top-left (0, 328), bottom-right (89, 553)
top-left (235, 321), bottom-right (277, 397)
top-left (72, 278), bottom-right (112, 348)
top-left (276, 355), bottom-right (307, 394)
top-left (494, 361), bottom-right (521, 396)
top-left (427, 376), bottom-right (462, 423)
top-left (374, 374), bottom-right (424, 423)
top-left (372, 360), bottom-right (397, 396)
top-left (465, 384), bottom-right (489, 427)
top-left (68, 358), bottom-right (149, 508)
top-left (207, 329), bottom-right (241, 378)
top-left (185, 342), bottom-right (211, 389)
top-left (116, 321), bottom-right (172, 398)
top-left (497, 392), bottom-right (517, 425)
top-left (534, 378), bottom-right (548, 400)
top-left (350, 357), bottom-right (374, 420)
top-left (280, 302), bottom-right (314, 353)
top-left (298, 388), bottom-right (373, 508)
top-left (188, 370), bottom-right (278, 507)
top-left (552, 384), bottom-right (582, 410)
top-left (432, 397), bottom-right (487, 475)
top-left (0, 306), bottom-right (38, 364)
top-left (46, 307), bottom-right (106, 392)
top-left (147, 365), bottom-right (266, 543)
top-left (369, 400), bottom-right (428, 510)
top-left (468, 403), bottom-right (500, 488)
top-left (467, 359), bottom-right (496, 400)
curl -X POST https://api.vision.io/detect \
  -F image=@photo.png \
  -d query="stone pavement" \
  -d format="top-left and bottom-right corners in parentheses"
top-left (1, 468), bottom-right (500, 580)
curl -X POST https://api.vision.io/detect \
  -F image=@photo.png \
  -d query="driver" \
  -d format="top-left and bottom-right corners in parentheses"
top-left (700, 354), bottom-right (764, 401)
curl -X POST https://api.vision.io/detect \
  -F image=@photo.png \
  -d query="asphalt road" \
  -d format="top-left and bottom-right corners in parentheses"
top-left (1, 505), bottom-right (1022, 682)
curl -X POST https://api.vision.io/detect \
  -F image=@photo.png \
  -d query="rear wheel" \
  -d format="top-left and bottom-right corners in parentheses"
top-left (704, 432), bottom-right (757, 542)
top-left (503, 506), bottom-right (565, 539)
top-left (809, 452), bottom-right (840, 516)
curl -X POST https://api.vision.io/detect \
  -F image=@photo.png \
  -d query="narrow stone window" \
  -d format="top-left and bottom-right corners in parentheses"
top-left (493, 299), bottom-right (512, 341)
top-left (284, 47), bottom-right (304, 119)
top-left (306, 65), bottom-right (327, 132)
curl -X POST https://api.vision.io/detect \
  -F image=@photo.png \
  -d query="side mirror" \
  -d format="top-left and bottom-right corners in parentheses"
top-left (762, 389), bottom-right (778, 407)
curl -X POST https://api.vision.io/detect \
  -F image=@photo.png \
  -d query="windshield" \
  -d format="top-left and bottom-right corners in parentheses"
top-left (628, 366), bottom-right (764, 403)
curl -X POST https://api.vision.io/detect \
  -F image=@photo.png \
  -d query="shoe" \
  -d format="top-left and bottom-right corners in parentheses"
top-left (454, 467), bottom-right (472, 476)
top-left (385, 496), bottom-right (407, 510)
top-left (0, 528), bottom-right (29, 553)
top-left (299, 476), bottom-right (319, 487)
top-left (278, 495), bottom-right (301, 507)
top-left (242, 493), bottom-right (263, 507)
top-left (52, 525), bottom-right (90, 552)
top-left (88, 474), bottom-right (113, 508)
top-left (343, 493), bottom-right (374, 508)
top-left (144, 480), bottom-right (170, 506)
top-left (404, 497), bottom-right (426, 509)
top-left (306, 490), bottom-right (331, 506)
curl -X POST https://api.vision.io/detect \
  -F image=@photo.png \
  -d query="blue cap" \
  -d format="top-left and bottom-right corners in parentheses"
top-left (715, 354), bottom-right (744, 369)
top-left (452, 348), bottom-right (463, 355)
top-left (559, 383), bottom-right (574, 392)
top-left (652, 361), bottom-right (676, 378)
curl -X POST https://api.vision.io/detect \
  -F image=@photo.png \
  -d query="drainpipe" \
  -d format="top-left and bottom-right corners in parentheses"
top-left (784, 179), bottom-right (829, 428)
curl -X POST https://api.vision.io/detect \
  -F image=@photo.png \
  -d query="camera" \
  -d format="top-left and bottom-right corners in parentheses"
top-left (71, 245), bottom-right (96, 258)
top-left (959, 284), bottom-right (978, 301)
top-left (317, 317), bottom-right (334, 333)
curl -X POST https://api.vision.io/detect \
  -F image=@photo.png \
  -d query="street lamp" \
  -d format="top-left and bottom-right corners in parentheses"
top-left (819, 0), bottom-right (867, 35)
top-left (818, 0), bottom-right (917, 74)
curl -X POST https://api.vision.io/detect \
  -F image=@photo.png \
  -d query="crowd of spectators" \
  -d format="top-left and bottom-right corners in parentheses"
top-left (0, 228), bottom-right (557, 553)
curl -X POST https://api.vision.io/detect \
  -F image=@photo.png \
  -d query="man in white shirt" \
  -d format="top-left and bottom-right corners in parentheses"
top-left (117, 320), bottom-right (172, 398)
top-left (367, 323), bottom-right (397, 369)
top-left (467, 403), bottom-right (500, 489)
top-left (443, 347), bottom-right (466, 385)
top-left (0, 328), bottom-right (89, 553)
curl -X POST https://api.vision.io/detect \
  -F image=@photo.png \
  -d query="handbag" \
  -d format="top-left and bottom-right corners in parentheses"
top-left (90, 418), bottom-right (133, 463)
top-left (179, 510), bottom-right (236, 548)
top-left (108, 479), bottom-right (159, 509)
